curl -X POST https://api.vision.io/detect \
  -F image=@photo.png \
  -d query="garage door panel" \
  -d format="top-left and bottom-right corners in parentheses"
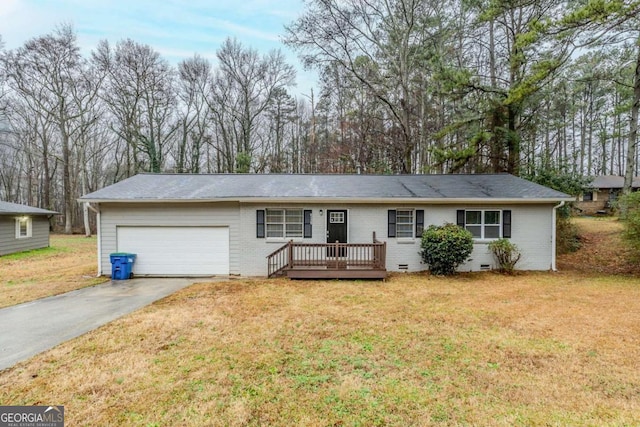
top-left (116, 226), bottom-right (229, 276)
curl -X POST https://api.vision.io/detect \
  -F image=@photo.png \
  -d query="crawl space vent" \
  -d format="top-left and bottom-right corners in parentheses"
top-left (480, 264), bottom-right (491, 271)
top-left (398, 264), bottom-right (409, 271)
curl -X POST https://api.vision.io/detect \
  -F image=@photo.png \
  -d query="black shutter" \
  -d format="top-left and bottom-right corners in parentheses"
top-left (256, 210), bottom-right (265, 238)
top-left (415, 209), bottom-right (424, 237)
top-left (304, 210), bottom-right (312, 238)
top-left (502, 210), bottom-right (512, 238)
top-left (456, 210), bottom-right (465, 228)
top-left (388, 210), bottom-right (397, 238)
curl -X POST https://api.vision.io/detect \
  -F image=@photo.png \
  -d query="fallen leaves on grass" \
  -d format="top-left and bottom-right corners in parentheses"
top-left (1, 273), bottom-right (639, 426)
top-left (1, 218), bottom-right (639, 425)
top-left (558, 217), bottom-right (640, 275)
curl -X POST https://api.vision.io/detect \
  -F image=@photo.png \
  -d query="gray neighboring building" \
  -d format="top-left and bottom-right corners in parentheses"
top-left (80, 173), bottom-right (573, 278)
top-left (577, 175), bottom-right (640, 215)
top-left (0, 201), bottom-right (58, 256)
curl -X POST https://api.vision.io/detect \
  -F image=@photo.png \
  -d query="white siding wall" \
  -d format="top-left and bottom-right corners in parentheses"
top-left (436, 204), bottom-right (554, 272)
top-left (239, 203), bottom-right (328, 276)
top-left (98, 201), bottom-right (555, 277)
top-left (239, 203), bottom-right (556, 276)
top-left (98, 202), bottom-right (241, 275)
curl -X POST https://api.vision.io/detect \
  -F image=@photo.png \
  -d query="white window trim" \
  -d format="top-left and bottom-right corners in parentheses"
top-left (582, 191), bottom-right (594, 202)
top-left (15, 216), bottom-right (33, 239)
top-left (395, 208), bottom-right (415, 241)
top-left (329, 211), bottom-right (344, 224)
top-left (265, 208), bottom-right (304, 241)
top-left (464, 209), bottom-right (502, 241)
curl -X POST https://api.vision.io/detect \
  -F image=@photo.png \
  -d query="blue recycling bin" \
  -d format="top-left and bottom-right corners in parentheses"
top-left (110, 253), bottom-right (137, 280)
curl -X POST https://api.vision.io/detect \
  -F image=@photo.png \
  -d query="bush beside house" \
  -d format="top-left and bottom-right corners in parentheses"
top-left (420, 223), bottom-right (473, 275)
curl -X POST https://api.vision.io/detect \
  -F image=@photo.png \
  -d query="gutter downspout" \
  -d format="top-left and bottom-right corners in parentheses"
top-left (551, 201), bottom-right (565, 271)
top-left (96, 209), bottom-right (102, 277)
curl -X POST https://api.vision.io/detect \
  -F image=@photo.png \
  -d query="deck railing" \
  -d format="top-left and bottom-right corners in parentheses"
top-left (267, 236), bottom-right (387, 278)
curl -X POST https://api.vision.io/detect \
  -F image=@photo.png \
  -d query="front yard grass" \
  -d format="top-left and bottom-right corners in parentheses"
top-left (0, 234), bottom-right (106, 308)
top-left (1, 272), bottom-right (639, 426)
top-left (1, 217), bottom-right (638, 425)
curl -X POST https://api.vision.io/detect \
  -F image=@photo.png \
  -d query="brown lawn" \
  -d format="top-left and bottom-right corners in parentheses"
top-left (0, 218), bottom-right (638, 425)
top-left (0, 234), bottom-right (106, 308)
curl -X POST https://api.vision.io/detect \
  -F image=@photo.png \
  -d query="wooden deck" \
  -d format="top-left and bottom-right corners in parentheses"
top-left (267, 238), bottom-right (387, 280)
top-left (285, 268), bottom-right (387, 279)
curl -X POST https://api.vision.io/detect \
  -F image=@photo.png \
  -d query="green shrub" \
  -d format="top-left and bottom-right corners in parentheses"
top-left (420, 223), bottom-right (474, 275)
top-left (556, 216), bottom-right (581, 254)
top-left (619, 192), bottom-right (640, 257)
top-left (488, 238), bottom-right (521, 274)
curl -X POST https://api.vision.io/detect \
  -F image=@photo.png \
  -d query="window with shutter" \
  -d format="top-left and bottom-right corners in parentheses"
top-left (261, 209), bottom-right (306, 239)
top-left (459, 209), bottom-right (508, 240)
top-left (415, 210), bottom-right (424, 237)
top-left (303, 210), bottom-right (312, 238)
top-left (388, 210), bottom-right (396, 238)
top-left (388, 209), bottom-right (419, 239)
top-left (396, 210), bottom-right (414, 238)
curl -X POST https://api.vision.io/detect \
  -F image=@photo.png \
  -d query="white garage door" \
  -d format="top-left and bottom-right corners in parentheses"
top-left (116, 226), bottom-right (229, 276)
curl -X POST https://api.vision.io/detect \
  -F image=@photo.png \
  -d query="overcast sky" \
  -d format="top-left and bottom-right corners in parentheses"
top-left (0, 0), bottom-right (317, 96)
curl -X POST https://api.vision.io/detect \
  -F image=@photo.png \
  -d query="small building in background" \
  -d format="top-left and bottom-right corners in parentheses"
top-left (0, 201), bottom-right (58, 256)
top-left (577, 175), bottom-right (640, 215)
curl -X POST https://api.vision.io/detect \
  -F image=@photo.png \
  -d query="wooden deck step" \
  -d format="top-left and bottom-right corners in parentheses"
top-left (286, 269), bottom-right (387, 280)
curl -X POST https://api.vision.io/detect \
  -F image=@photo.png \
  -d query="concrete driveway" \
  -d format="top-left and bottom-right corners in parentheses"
top-left (0, 278), bottom-right (203, 370)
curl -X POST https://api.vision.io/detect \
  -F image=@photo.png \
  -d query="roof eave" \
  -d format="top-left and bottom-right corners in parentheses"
top-left (0, 211), bottom-right (59, 216)
top-left (79, 197), bottom-right (574, 204)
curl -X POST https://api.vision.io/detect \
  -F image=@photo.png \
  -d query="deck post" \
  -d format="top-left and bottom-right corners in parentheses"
top-left (287, 240), bottom-right (293, 269)
top-left (381, 242), bottom-right (386, 269)
top-left (269, 239), bottom-right (387, 279)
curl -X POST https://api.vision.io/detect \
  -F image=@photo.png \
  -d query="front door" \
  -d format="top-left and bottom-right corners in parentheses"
top-left (327, 210), bottom-right (347, 257)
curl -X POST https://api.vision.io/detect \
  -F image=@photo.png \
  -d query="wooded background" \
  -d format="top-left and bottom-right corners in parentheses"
top-left (1, 0), bottom-right (639, 232)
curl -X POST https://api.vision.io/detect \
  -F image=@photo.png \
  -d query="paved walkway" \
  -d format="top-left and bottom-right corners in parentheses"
top-left (0, 278), bottom-right (204, 370)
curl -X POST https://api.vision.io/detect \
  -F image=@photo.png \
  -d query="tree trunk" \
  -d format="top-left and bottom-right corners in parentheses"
top-left (61, 124), bottom-right (73, 234)
top-left (507, 105), bottom-right (520, 175)
top-left (81, 150), bottom-right (92, 237)
top-left (624, 36), bottom-right (640, 195)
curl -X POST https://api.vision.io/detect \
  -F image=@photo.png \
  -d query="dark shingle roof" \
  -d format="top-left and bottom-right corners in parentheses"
top-left (590, 175), bottom-right (640, 189)
top-left (80, 174), bottom-right (572, 203)
top-left (0, 201), bottom-right (58, 215)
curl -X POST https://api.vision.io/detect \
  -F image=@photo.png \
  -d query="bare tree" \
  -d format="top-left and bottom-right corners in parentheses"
top-left (2, 96), bottom-right (58, 208)
top-left (285, 0), bottom-right (446, 173)
top-left (2, 25), bottom-right (100, 233)
top-left (214, 38), bottom-right (296, 171)
top-left (175, 55), bottom-right (212, 173)
top-left (264, 87), bottom-right (296, 172)
top-left (0, 35), bottom-right (6, 120)
top-left (93, 39), bottom-right (178, 174)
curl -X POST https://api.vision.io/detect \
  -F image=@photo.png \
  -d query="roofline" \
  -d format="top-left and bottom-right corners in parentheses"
top-left (590, 185), bottom-right (640, 189)
top-left (131, 172), bottom-right (517, 177)
top-left (79, 197), bottom-right (574, 204)
top-left (0, 212), bottom-right (59, 216)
